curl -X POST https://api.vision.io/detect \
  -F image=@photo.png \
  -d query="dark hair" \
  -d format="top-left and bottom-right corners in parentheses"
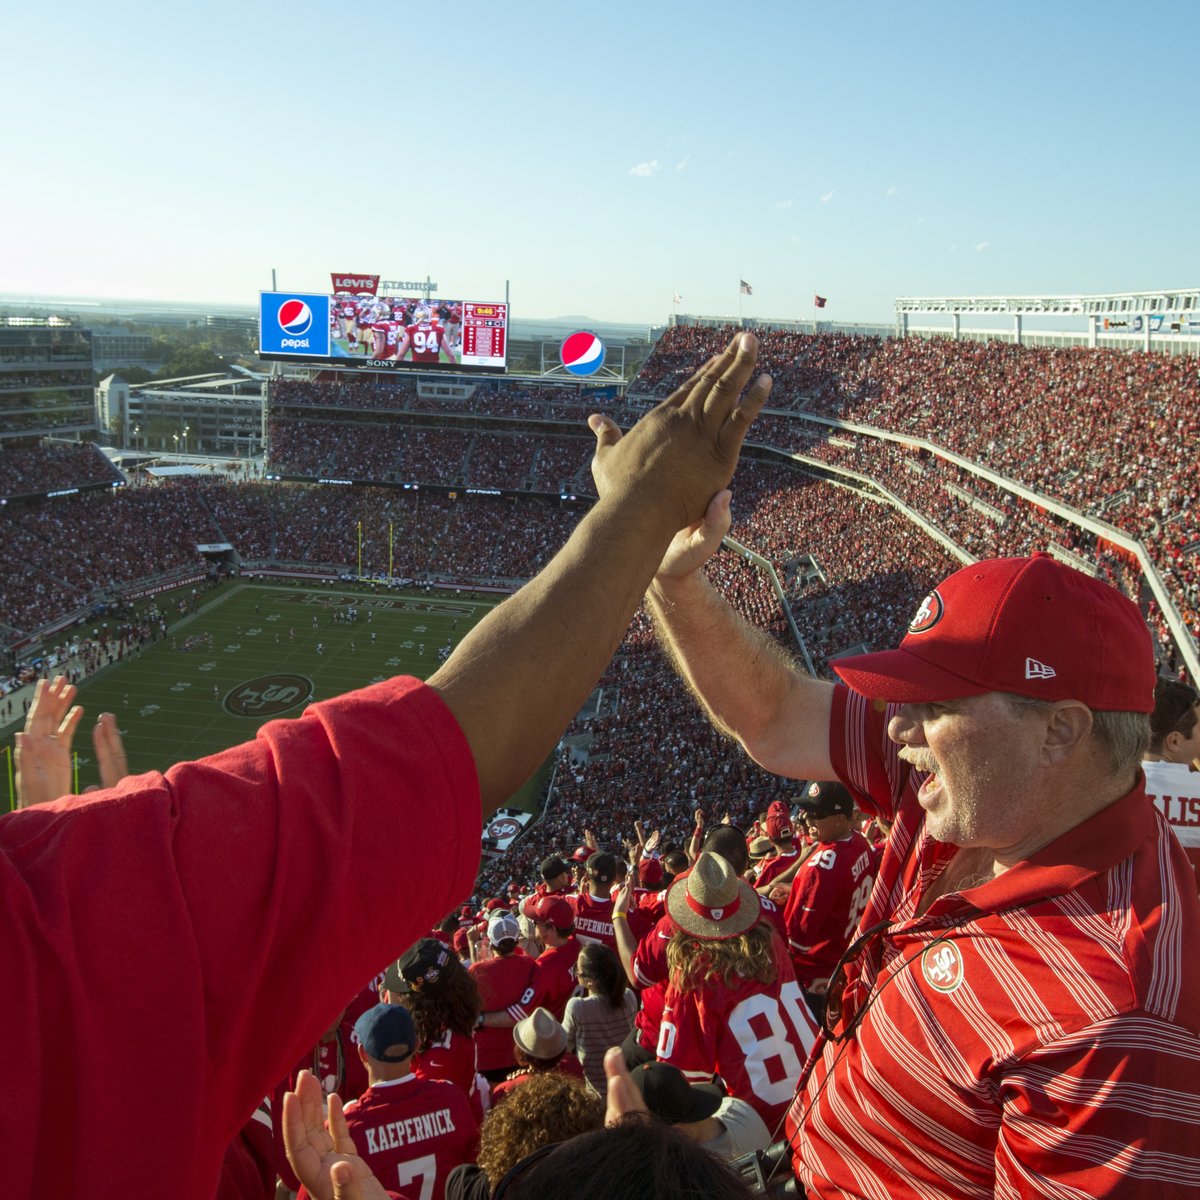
top-left (662, 850), bottom-right (688, 877)
top-left (577, 942), bottom-right (626, 1010)
top-left (510, 1117), bottom-right (757, 1200)
top-left (702, 825), bottom-right (750, 875)
top-left (398, 952), bottom-right (481, 1050)
top-left (1150, 677), bottom-right (1200, 752)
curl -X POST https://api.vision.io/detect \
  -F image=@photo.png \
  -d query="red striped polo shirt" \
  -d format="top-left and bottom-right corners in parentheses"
top-left (786, 685), bottom-right (1200, 1198)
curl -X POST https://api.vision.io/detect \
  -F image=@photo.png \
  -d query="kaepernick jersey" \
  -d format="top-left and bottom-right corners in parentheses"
top-left (342, 1076), bottom-right (478, 1200)
top-left (570, 890), bottom-right (617, 949)
top-left (507, 938), bottom-right (582, 1024)
top-left (782, 829), bottom-right (874, 986)
top-left (405, 321), bottom-right (448, 363)
top-left (657, 934), bottom-right (817, 1129)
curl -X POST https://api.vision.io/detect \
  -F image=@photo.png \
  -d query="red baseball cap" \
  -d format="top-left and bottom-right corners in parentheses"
top-left (637, 857), bottom-right (665, 887)
top-left (523, 895), bottom-right (575, 929)
top-left (765, 812), bottom-right (794, 840)
top-left (833, 554), bottom-right (1156, 713)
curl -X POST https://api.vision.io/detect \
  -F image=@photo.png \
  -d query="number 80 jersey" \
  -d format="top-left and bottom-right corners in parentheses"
top-left (657, 933), bottom-right (818, 1129)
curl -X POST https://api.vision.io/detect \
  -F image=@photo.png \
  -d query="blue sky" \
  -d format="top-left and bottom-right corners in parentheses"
top-left (1, 1), bottom-right (1194, 324)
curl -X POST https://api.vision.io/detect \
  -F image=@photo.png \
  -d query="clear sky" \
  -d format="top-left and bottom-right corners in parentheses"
top-left (2, 1), bottom-right (1194, 325)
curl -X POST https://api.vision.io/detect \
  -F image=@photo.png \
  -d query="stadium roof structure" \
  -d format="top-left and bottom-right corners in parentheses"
top-left (894, 289), bottom-right (1199, 316)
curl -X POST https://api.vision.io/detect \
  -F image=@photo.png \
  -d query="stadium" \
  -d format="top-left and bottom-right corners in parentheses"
top-left (4, 279), bottom-right (1199, 1198)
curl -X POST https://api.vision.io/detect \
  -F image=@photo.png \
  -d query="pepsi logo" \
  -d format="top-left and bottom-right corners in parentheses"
top-left (908, 590), bottom-right (944, 634)
top-left (278, 299), bottom-right (313, 336)
top-left (560, 331), bottom-right (605, 376)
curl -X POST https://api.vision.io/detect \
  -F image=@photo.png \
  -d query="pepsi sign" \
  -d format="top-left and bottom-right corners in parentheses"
top-left (560, 331), bottom-right (605, 376)
top-left (259, 291), bottom-right (332, 357)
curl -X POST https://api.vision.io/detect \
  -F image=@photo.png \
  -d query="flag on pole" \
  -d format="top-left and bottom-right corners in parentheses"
top-left (739, 280), bottom-right (753, 296)
top-left (672, 291), bottom-right (682, 305)
top-left (814, 295), bottom-right (827, 308)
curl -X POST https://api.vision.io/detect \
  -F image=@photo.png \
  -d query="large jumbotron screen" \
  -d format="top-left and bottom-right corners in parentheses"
top-left (259, 279), bottom-right (508, 374)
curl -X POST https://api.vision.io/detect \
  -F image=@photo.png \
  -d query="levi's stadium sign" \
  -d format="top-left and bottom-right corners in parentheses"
top-left (331, 273), bottom-right (379, 295)
top-left (381, 280), bottom-right (438, 292)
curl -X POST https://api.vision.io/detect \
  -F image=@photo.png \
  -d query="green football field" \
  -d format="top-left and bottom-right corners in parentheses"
top-left (3, 581), bottom-right (552, 807)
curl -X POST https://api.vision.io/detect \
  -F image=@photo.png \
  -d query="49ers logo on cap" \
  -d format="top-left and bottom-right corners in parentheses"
top-left (908, 590), bottom-right (944, 634)
top-left (922, 941), bottom-right (964, 993)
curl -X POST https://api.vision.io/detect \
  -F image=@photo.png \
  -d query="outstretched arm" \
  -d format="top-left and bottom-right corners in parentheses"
top-left (427, 333), bottom-right (770, 814)
top-left (645, 490), bottom-right (836, 782)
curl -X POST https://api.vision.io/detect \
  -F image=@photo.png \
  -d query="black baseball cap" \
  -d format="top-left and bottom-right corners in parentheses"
top-left (540, 855), bottom-right (571, 881)
top-left (383, 938), bottom-right (452, 995)
top-left (796, 780), bottom-right (855, 818)
top-left (631, 1062), bottom-right (724, 1123)
top-left (586, 852), bottom-right (619, 886)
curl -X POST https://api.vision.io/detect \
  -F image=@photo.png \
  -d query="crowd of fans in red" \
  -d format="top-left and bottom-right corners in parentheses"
top-left (3, 331), bottom-right (1196, 681)
top-left (0, 441), bottom-right (121, 498)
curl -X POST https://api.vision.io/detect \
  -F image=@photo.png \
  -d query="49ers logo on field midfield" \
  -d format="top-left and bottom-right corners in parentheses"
top-left (908, 590), bottom-right (944, 634)
top-left (224, 674), bottom-right (313, 717)
top-left (922, 941), bottom-right (965, 993)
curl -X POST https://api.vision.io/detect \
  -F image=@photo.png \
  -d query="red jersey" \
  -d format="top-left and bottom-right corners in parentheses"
top-left (570, 889), bottom-right (617, 949)
top-left (658, 935), bottom-right (817, 1129)
top-left (412, 1025), bottom-right (480, 1120)
top-left (631, 901), bottom-right (789, 1056)
top-left (787, 684), bottom-right (1200, 1199)
top-left (469, 953), bottom-right (536, 1072)
top-left (782, 829), bottom-right (874, 986)
top-left (342, 1075), bottom-right (478, 1200)
top-left (405, 322), bottom-right (449, 363)
top-left (507, 938), bottom-right (582, 1024)
top-left (755, 848), bottom-right (799, 890)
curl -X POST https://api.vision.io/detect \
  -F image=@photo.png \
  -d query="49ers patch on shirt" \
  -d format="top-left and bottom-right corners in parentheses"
top-left (921, 939), bottom-right (965, 993)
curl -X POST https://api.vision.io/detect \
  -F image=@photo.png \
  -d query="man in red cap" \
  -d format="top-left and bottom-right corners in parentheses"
top-left (512, 894), bottom-right (583, 1023)
top-left (753, 799), bottom-right (801, 892)
top-left (647, 545), bottom-right (1200, 1198)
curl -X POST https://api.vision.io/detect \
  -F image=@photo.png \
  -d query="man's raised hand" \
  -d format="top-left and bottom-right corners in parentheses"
top-left (589, 332), bottom-right (770, 533)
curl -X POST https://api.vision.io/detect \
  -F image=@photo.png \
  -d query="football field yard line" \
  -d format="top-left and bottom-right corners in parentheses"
top-left (34, 583), bottom-right (499, 790)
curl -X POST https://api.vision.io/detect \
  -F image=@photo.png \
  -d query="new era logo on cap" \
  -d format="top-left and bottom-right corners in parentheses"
top-left (1025, 658), bottom-right (1056, 680)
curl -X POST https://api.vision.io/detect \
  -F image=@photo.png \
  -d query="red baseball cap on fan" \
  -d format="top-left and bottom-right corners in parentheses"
top-left (833, 554), bottom-right (1156, 712)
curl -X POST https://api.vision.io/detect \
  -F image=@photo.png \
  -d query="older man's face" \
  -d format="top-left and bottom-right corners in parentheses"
top-left (888, 693), bottom-right (1049, 858)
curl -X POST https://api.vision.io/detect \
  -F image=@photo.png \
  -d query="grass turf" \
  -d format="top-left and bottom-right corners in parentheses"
top-left (4, 581), bottom-right (553, 810)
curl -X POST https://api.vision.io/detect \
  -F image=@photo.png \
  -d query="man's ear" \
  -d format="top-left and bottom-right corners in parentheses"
top-left (1040, 701), bottom-right (1092, 765)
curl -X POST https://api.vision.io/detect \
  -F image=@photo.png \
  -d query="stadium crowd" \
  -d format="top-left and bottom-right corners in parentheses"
top-left (0, 441), bottom-right (122, 498)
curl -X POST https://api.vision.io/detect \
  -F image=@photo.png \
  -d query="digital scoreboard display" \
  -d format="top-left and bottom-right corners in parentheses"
top-left (259, 287), bottom-right (508, 374)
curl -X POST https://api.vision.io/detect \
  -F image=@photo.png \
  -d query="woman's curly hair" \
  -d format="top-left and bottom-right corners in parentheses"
top-left (476, 1073), bottom-right (603, 1187)
top-left (399, 951), bottom-right (481, 1052)
top-left (666, 918), bottom-right (778, 993)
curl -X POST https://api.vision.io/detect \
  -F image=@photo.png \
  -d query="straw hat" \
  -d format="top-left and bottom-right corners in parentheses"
top-left (665, 851), bottom-right (761, 941)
